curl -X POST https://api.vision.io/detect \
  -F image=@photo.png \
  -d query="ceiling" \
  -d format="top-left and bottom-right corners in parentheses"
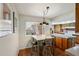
top-left (14, 3), bottom-right (75, 18)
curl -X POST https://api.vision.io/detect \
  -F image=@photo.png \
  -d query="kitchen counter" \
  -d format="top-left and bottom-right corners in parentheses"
top-left (32, 34), bottom-right (75, 50)
top-left (32, 35), bottom-right (55, 41)
top-left (65, 45), bottom-right (79, 56)
top-left (32, 33), bottom-right (76, 40)
top-left (72, 33), bottom-right (79, 44)
top-left (51, 33), bottom-right (76, 38)
top-left (72, 33), bottom-right (79, 36)
top-left (51, 33), bottom-right (76, 50)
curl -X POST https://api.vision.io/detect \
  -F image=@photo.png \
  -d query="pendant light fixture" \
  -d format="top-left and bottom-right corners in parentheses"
top-left (40, 6), bottom-right (50, 25)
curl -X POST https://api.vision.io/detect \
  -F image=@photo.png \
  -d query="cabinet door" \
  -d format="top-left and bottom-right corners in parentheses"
top-left (55, 37), bottom-right (62, 48)
top-left (76, 36), bottom-right (79, 44)
top-left (62, 38), bottom-right (67, 50)
top-left (67, 38), bottom-right (75, 48)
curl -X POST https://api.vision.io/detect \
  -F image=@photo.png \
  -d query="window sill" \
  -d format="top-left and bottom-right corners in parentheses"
top-left (0, 30), bottom-right (12, 38)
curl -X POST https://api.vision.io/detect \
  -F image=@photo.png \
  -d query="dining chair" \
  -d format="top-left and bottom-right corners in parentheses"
top-left (42, 37), bottom-right (55, 56)
top-left (31, 37), bottom-right (39, 56)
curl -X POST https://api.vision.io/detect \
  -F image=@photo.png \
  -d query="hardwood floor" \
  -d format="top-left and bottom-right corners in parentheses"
top-left (18, 47), bottom-right (66, 56)
top-left (18, 48), bottom-right (31, 56)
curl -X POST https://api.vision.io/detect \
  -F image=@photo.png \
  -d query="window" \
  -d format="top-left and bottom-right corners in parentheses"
top-left (25, 22), bottom-right (40, 35)
top-left (0, 4), bottom-right (12, 37)
top-left (25, 22), bottom-right (51, 35)
top-left (3, 3), bottom-right (11, 20)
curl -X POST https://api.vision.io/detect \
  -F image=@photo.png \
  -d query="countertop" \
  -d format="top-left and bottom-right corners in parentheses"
top-left (32, 33), bottom-right (76, 40)
top-left (32, 35), bottom-right (54, 41)
top-left (72, 33), bottom-right (79, 36)
top-left (51, 33), bottom-right (76, 38)
top-left (65, 45), bottom-right (79, 56)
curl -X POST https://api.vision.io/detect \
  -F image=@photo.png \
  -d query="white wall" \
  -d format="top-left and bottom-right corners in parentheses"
top-left (0, 4), bottom-right (19, 56)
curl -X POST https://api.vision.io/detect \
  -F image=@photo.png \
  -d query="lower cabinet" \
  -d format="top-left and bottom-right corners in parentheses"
top-left (76, 36), bottom-right (79, 44)
top-left (55, 37), bottom-right (62, 49)
top-left (55, 37), bottom-right (75, 50)
top-left (62, 38), bottom-right (68, 49)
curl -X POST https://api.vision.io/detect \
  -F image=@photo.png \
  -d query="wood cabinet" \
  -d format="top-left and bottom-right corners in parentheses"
top-left (75, 4), bottom-right (79, 44)
top-left (62, 38), bottom-right (68, 49)
top-left (54, 24), bottom-right (63, 33)
top-left (76, 36), bottom-right (79, 44)
top-left (55, 37), bottom-right (62, 49)
top-left (55, 37), bottom-right (75, 50)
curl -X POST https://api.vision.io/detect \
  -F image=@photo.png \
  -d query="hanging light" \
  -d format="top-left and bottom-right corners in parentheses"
top-left (40, 6), bottom-right (50, 25)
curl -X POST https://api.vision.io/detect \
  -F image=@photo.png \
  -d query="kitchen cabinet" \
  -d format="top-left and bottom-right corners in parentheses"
top-left (55, 37), bottom-right (62, 49)
top-left (62, 38), bottom-right (68, 49)
top-left (55, 37), bottom-right (75, 50)
top-left (75, 4), bottom-right (79, 44)
top-left (54, 24), bottom-right (63, 33)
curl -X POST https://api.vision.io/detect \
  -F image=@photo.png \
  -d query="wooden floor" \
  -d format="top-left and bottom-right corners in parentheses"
top-left (18, 47), bottom-right (66, 56)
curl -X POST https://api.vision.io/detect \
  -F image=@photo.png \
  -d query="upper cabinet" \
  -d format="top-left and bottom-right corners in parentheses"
top-left (53, 22), bottom-right (75, 34)
top-left (62, 23), bottom-right (75, 30)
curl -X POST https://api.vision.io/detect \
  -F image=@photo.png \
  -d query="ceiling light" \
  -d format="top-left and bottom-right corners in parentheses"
top-left (40, 6), bottom-right (50, 25)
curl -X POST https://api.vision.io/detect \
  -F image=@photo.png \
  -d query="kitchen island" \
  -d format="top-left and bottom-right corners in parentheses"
top-left (51, 33), bottom-right (76, 50)
top-left (32, 33), bottom-right (76, 50)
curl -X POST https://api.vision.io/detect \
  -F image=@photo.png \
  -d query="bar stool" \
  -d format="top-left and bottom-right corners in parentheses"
top-left (43, 39), bottom-right (53, 56)
top-left (31, 38), bottom-right (39, 56)
top-left (42, 37), bottom-right (55, 56)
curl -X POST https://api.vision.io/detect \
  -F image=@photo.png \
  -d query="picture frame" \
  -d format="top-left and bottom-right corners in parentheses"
top-left (3, 3), bottom-right (11, 20)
